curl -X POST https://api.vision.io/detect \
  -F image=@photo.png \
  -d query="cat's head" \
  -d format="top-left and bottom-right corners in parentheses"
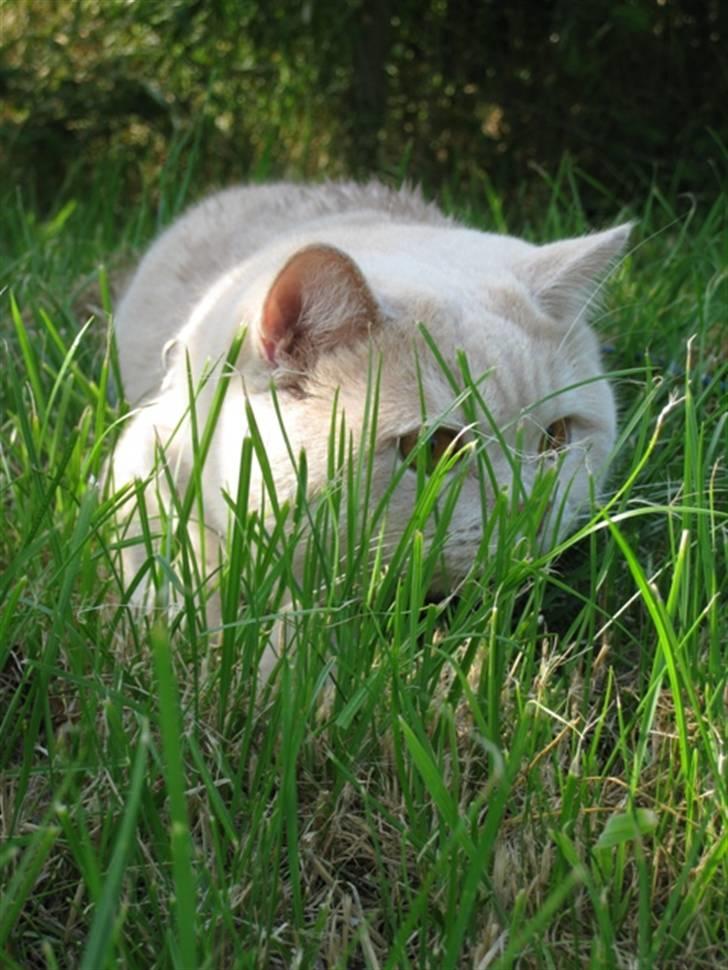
top-left (245, 222), bottom-right (630, 588)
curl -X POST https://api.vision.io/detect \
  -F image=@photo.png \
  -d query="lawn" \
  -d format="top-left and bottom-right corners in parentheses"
top-left (0, 155), bottom-right (726, 968)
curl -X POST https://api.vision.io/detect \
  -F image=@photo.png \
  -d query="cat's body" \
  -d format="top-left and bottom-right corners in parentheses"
top-left (110, 180), bottom-right (628, 610)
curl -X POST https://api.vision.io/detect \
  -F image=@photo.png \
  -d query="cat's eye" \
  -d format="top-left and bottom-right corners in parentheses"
top-left (398, 427), bottom-right (463, 473)
top-left (539, 417), bottom-right (571, 454)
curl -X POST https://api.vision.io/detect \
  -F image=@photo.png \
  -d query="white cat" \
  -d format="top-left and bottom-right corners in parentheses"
top-left (109, 180), bottom-right (629, 617)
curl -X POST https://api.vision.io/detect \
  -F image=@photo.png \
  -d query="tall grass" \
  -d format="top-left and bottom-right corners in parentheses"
top-left (0, 157), bottom-right (726, 968)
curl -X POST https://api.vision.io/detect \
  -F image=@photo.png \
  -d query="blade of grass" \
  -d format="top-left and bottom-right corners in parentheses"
top-left (151, 623), bottom-right (198, 969)
top-left (80, 720), bottom-right (151, 970)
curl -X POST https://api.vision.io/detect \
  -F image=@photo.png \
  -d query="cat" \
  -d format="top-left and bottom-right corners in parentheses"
top-left (109, 180), bottom-right (629, 660)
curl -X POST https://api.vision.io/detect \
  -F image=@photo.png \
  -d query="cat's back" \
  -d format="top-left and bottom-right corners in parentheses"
top-left (130, 180), bottom-right (450, 296)
top-left (200, 179), bottom-right (451, 240)
top-left (115, 180), bottom-right (451, 404)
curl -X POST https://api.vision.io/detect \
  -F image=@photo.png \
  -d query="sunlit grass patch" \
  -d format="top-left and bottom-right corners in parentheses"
top-left (0, 160), bottom-right (726, 968)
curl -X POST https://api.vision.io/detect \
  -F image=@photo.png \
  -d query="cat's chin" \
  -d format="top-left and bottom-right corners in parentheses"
top-left (420, 513), bottom-right (583, 593)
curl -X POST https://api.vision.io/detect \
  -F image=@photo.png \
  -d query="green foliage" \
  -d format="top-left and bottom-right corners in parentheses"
top-left (2, 0), bottom-right (727, 212)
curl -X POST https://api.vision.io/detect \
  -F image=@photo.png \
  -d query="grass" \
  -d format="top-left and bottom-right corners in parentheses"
top-left (0, 154), bottom-right (726, 969)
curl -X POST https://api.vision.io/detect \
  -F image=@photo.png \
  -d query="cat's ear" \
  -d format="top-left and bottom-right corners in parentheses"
top-left (519, 224), bottom-right (632, 323)
top-left (259, 244), bottom-right (379, 371)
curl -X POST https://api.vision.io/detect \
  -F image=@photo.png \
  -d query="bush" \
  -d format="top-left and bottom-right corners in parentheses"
top-left (2, 0), bottom-right (726, 210)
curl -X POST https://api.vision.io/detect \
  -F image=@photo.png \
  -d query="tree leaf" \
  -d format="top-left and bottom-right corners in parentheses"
top-left (595, 809), bottom-right (658, 850)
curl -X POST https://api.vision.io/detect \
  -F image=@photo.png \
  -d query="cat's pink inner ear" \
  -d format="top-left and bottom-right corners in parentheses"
top-left (261, 273), bottom-right (303, 364)
top-left (260, 244), bottom-right (378, 368)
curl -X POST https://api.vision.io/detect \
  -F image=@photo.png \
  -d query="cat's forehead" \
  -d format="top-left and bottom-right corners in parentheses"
top-left (356, 226), bottom-right (535, 298)
top-left (303, 220), bottom-right (610, 428)
top-left (377, 274), bottom-right (574, 371)
top-left (370, 291), bottom-right (603, 432)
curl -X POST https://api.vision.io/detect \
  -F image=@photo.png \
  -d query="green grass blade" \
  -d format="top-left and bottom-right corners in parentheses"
top-left (0, 825), bottom-right (61, 947)
top-left (80, 721), bottom-right (151, 970)
top-left (151, 624), bottom-right (198, 969)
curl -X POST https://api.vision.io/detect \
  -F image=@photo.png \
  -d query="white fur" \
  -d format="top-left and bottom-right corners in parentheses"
top-left (110, 180), bottom-right (629, 608)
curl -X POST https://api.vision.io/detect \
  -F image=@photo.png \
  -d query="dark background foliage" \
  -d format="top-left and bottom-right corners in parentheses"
top-left (1, 0), bottom-right (726, 214)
